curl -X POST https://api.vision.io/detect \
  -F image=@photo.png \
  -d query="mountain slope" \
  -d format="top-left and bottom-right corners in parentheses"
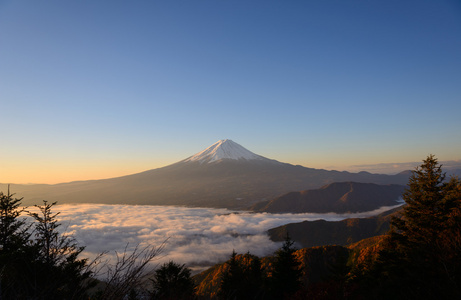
top-left (251, 182), bottom-right (405, 213)
top-left (5, 140), bottom-right (410, 208)
top-left (268, 206), bottom-right (402, 248)
top-left (193, 246), bottom-right (350, 298)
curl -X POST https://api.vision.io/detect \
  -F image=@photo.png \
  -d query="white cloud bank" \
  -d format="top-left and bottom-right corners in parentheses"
top-left (36, 204), bottom-right (400, 273)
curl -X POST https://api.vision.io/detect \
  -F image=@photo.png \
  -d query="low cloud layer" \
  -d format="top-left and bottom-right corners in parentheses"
top-left (31, 204), bottom-right (400, 273)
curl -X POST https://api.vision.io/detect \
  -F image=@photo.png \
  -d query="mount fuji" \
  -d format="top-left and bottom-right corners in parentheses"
top-left (7, 139), bottom-right (409, 209)
top-left (183, 139), bottom-right (271, 164)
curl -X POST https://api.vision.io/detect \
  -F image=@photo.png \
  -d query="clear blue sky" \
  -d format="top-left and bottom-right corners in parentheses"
top-left (1, 0), bottom-right (460, 183)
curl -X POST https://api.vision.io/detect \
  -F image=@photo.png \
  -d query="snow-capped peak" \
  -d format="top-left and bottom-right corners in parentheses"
top-left (184, 139), bottom-right (267, 164)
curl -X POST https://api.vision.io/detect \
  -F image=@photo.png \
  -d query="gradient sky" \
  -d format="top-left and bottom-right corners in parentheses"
top-left (1, 0), bottom-right (460, 184)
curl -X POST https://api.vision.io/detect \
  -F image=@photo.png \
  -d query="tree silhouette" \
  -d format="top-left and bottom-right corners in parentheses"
top-left (219, 251), bottom-right (264, 300)
top-left (27, 200), bottom-right (94, 299)
top-left (0, 188), bottom-right (32, 299)
top-left (368, 155), bottom-right (461, 299)
top-left (96, 243), bottom-right (164, 300)
top-left (0, 194), bottom-right (95, 299)
top-left (219, 250), bottom-right (242, 299)
top-left (151, 261), bottom-right (195, 300)
top-left (0, 187), bottom-right (29, 251)
top-left (393, 155), bottom-right (456, 243)
top-left (268, 233), bottom-right (302, 299)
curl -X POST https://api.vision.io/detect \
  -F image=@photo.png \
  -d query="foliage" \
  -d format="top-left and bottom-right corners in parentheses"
top-left (358, 155), bottom-right (461, 299)
top-left (151, 261), bottom-right (195, 300)
top-left (0, 195), bottom-right (95, 299)
top-left (266, 234), bottom-right (302, 300)
top-left (28, 200), bottom-right (95, 299)
top-left (196, 245), bottom-right (353, 300)
top-left (218, 251), bottom-right (264, 300)
top-left (0, 188), bottom-right (29, 251)
top-left (395, 155), bottom-right (455, 241)
top-left (0, 189), bottom-right (32, 299)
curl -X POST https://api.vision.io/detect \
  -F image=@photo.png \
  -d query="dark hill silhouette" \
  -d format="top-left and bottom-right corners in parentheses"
top-left (251, 182), bottom-right (405, 213)
top-left (268, 206), bottom-right (402, 248)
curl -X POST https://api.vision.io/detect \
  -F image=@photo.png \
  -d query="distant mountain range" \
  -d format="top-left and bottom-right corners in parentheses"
top-left (251, 182), bottom-right (405, 213)
top-left (6, 139), bottom-right (410, 209)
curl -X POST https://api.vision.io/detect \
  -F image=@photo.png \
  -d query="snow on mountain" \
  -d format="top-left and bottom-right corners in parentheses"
top-left (184, 139), bottom-right (268, 163)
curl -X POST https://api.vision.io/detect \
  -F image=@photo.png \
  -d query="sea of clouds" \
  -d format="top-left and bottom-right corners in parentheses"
top-left (29, 204), bottom-right (401, 273)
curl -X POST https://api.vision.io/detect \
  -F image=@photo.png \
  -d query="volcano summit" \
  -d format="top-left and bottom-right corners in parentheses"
top-left (184, 139), bottom-right (270, 163)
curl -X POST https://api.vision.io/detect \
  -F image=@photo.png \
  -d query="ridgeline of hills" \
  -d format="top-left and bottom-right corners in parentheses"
top-left (250, 182), bottom-right (405, 213)
top-left (268, 206), bottom-right (402, 248)
top-left (6, 140), bottom-right (410, 210)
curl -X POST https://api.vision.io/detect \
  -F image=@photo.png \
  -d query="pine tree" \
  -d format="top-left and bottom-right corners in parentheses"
top-left (219, 250), bottom-right (243, 300)
top-left (27, 200), bottom-right (94, 299)
top-left (219, 251), bottom-right (265, 300)
top-left (0, 188), bottom-right (35, 299)
top-left (0, 187), bottom-right (29, 251)
top-left (151, 261), bottom-right (195, 300)
top-left (245, 253), bottom-right (264, 299)
top-left (268, 233), bottom-right (302, 300)
top-left (367, 155), bottom-right (461, 299)
top-left (393, 155), bottom-right (455, 243)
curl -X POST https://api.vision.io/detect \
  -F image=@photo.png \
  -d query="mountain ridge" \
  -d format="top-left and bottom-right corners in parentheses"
top-left (3, 140), bottom-right (410, 208)
top-left (251, 182), bottom-right (405, 213)
top-left (267, 206), bottom-right (402, 248)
